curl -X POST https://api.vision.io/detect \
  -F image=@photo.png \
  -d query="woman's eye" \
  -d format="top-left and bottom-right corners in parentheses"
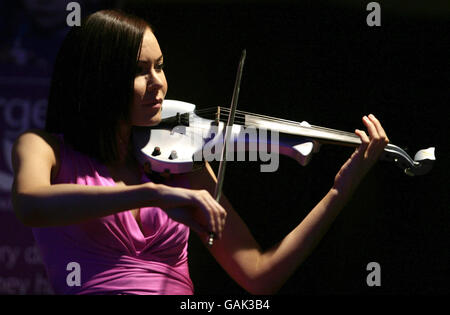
top-left (135, 62), bottom-right (164, 76)
top-left (136, 66), bottom-right (146, 75)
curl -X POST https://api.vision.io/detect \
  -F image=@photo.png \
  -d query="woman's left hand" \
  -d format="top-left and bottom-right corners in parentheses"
top-left (333, 114), bottom-right (389, 195)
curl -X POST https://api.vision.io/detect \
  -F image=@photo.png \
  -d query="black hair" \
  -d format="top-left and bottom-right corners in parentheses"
top-left (45, 9), bottom-right (151, 164)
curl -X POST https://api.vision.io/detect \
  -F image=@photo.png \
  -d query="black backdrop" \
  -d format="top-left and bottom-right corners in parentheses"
top-left (1, 0), bottom-right (448, 296)
top-left (113, 0), bottom-right (449, 295)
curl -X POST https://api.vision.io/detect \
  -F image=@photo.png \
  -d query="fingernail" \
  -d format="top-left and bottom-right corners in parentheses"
top-left (369, 114), bottom-right (375, 119)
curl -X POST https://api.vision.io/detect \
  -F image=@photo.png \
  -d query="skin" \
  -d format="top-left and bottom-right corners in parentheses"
top-left (130, 29), bottom-right (167, 128)
top-left (115, 28), bottom-right (167, 161)
top-left (11, 28), bottom-right (389, 294)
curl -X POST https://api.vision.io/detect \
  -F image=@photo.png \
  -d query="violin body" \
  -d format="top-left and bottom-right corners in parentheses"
top-left (132, 100), bottom-right (320, 174)
top-left (132, 99), bottom-right (435, 176)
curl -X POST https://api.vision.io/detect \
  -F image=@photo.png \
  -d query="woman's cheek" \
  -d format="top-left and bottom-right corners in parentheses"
top-left (134, 77), bottom-right (147, 98)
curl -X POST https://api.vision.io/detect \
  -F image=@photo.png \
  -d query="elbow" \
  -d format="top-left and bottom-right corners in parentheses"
top-left (241, 275), bottom-right (282, 295)
top-left (246, 288), bottom-right (277, 296)
top-left (246, 284), bottom-right (280, 296)
top-left (12, 205), bottom-right (33, 227)
top-left (237, 254), bottom-right (284, 295)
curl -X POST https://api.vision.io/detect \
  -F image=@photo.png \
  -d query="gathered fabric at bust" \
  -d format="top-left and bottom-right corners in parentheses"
top-left (32, 134), bottom-right (194, 295)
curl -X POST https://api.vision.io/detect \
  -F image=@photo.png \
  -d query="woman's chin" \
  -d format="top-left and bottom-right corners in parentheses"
top-left (133, 116), bottom-right (162, 127)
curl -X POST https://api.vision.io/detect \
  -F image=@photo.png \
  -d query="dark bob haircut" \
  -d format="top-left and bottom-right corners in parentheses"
top-left (45, 10), bottom-right (151, 164)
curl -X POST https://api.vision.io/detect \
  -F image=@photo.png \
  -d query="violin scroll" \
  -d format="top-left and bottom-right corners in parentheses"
top-left (380, 145), bottom-right (435, 176)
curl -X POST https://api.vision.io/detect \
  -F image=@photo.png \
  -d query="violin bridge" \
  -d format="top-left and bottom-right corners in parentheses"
top-left (214, 106), bottom-right (221, 126)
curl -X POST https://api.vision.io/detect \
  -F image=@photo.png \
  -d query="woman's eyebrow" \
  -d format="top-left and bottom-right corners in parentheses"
top-left (138, 55), bottom-right (164, 63)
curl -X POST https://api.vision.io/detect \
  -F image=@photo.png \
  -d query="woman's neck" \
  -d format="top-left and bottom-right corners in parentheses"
top-left (114, 123), bottom-right (135, 167)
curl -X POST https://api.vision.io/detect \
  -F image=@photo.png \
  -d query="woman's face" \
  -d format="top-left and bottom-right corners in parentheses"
top-left (131, 28), bottom-right (168, 126)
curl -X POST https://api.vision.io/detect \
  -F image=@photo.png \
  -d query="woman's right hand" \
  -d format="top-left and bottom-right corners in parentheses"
top-left (156, 185), bottom-right (227, 240)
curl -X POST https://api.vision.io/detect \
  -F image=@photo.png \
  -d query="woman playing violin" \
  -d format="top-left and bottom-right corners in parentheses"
top-left (11, 10), bottom-right (389, 294)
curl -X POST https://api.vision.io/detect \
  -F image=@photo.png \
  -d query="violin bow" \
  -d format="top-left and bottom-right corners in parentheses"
top-left (208, 49), bottom-right (247, 247)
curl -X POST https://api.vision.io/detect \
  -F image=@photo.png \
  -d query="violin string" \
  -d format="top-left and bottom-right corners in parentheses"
top-left (189, 112), bottom-right (247, 128)
top-left (230, 109), bottom-right (354, 136)
top-left (192, 108), bottom-right (247, 124)
top-left (192, 107), bottom-right (361, 143)
top-left (185, 111), bottom-right (361, 146)
top-left (216, 108), bottom-right (359, 139)
top-left (193, 109), bottom-right (356, 139)
top-left (188, 113), bottom-right (358, 145)
top-left (213, 109), bottom-right (358, 139)
top-left (195, 106), bottom-right (354, 138)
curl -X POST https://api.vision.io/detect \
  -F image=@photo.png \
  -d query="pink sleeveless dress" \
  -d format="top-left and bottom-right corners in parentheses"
top-left (32, 135), bottom-right (194, 294)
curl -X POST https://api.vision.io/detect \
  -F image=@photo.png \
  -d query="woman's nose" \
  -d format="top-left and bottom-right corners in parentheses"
top-left (147, 70), bottom-right (164, 89)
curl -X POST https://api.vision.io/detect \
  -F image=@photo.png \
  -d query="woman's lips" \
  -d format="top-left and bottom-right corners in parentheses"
top-left (142, 99), bottom-right (163, 108)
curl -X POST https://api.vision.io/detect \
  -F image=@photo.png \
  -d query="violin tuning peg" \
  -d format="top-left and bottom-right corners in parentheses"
top-left (161, 169), bottom-right (171, 179)
top-left (168, 150), bottom-right (178, 160)
top-left (143, 161), bottom-right (152, 174)
top-left (152, 146), bottom-right (161, 156)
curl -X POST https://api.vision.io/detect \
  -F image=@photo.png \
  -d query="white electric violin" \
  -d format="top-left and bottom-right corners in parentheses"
top-left (132, 99), bottom-right (436, 177)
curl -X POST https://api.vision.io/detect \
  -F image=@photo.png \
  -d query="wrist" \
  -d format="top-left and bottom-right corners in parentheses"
top-left (329, 184), bottom-right (355, 206)
top-left (143, 182), bottom-right (189, 209)
top-left (332, 172), bottom-right (364, 196)
top-left (142, 181), bottom-right (164, 204)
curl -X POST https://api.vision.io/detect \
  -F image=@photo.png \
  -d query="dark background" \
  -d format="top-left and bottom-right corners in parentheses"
top-left (130, 0), bottom-right (449, 295)
top-left (0, 0), bottom-right (448, 295)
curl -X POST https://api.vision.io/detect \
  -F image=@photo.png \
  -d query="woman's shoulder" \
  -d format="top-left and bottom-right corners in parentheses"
top-left (14, 129), bottom-right (61, 153)
top-left (13, 129), bottom-right (62, 179)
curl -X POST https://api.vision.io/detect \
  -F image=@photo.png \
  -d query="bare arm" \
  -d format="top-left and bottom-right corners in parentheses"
top-left (190, 114), bottom-right (389, 294)
top-left (11, 130), bottom-right (226, 232)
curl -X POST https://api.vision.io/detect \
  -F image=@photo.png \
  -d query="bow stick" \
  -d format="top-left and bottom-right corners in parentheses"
top-left (208, 49), bottom-right (247, 247)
